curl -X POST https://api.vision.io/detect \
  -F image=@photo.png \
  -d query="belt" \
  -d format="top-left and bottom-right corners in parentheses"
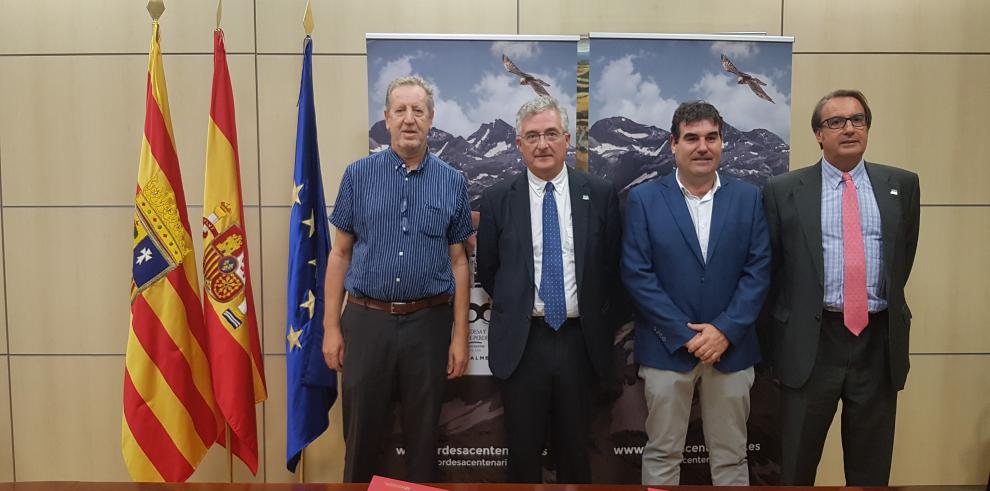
top-left (822, 309), bottom-right (887, 321)
top-left (347, 294), bottom-right (451, 315)
top-left (530, 316), bottom-right (580, 328)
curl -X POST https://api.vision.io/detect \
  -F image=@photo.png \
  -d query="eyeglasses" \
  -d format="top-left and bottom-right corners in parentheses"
top-left (521, 130), bottom-right (565, 145)
top-left (820, 114), bottom-right (867, 130)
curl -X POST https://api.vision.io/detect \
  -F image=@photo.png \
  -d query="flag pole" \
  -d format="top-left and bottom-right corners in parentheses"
top-left (298, 451), bottom-right (305, 483)
top-left (214, 1), bottom-right (235, 483)
top-left (297, 6), bottom-right (312, 486)
top-left (226, 425), bottom-right (234, 481)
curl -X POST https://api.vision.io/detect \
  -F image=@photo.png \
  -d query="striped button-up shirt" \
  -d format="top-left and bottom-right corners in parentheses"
top-left (330, 148), bottom-right (474, 301)
top-left (821, 157), bottom-right (887, 313)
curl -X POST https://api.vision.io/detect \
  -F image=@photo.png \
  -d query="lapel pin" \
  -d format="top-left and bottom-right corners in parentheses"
top-left (582, 194), bottom-right (590, 200)
top-left (890, 189), bottom-right (899, 196)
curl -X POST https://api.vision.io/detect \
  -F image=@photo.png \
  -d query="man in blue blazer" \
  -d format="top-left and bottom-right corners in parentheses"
top-left (622, 101), bottom-right (770, 485)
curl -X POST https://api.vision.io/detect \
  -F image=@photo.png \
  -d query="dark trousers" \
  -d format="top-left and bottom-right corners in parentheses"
top-left (501, 317), bottom-right (594, 484)
top-left (340, 302), bottom-right (452, 483)
top-left (780, 309), bottom-right (897, 486)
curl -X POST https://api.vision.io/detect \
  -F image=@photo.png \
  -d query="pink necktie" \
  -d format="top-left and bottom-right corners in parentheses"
top-left (842, 172), bottom-right (869, 335)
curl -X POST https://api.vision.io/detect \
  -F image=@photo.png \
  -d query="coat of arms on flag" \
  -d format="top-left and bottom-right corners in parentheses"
top-left (132, 172), bottom-right (192, 295)
top-left (203, 201), bottom-right (249, 329)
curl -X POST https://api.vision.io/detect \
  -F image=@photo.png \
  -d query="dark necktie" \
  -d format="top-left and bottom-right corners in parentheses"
top-left (540, 182), bottom-right (566, 330)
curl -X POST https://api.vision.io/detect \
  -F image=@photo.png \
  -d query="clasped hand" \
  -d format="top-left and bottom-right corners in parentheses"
top-left (684, 322), bottom-right (728, 365)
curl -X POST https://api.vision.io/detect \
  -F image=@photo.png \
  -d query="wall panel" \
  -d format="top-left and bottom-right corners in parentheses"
top-left (260, 207), bottom-right (290, 354)
top-left (256, 0), bottom-right (517, 55)
top-left (0, 55), bottom-right (260, 207)
top-left (0, 0), bottom-right (255, 55)
top-left (4, 206), bottom-right (261, 355)
top-left (790, 54), bottom-right (990, 205)
top-left (907, 207), bottom-right (990, 354)
top-left (4, 207), bottom-right (131, 354)
top-left (0, 209), bottom-right (6, 355)
top-left (520, 0), bottom-right (781, 36)
top-left (784, 0), bottom-right (990, 53)
top-left (256, 55), bottom-right (368, 207)
top-left (11, 355), bottom-right (131, 481)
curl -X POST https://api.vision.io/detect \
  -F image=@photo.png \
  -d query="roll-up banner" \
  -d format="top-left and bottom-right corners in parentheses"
top-left (588, 33), bottom-right (793, 485)
top-left (365, 32), bottom-right (793, 484)
top-left (366, 34), bottom-right (579, 483)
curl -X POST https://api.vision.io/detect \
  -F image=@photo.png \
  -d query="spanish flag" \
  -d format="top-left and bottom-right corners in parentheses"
top-left (123, 22), bottom-right (222, 482)
top-left (202, 28), bottom-right (267, 474)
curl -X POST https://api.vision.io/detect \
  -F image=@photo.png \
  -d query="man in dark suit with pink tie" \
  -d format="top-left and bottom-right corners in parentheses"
top-left (763, 89), bottom-right (920, 485)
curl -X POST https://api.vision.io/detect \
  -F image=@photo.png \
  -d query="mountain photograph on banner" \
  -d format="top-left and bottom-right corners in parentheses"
top-left (589, 34), bottom-right (793, 196)
top-left (367, 36), bottom-right (578, 206)
top-left (365, 35), bottom-right (578, 483)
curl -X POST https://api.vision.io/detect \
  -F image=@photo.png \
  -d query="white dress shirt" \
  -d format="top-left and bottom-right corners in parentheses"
top-left (528, 167), bottom-right (579, 318)
top-left (675, 169), bottom-right (722, 263)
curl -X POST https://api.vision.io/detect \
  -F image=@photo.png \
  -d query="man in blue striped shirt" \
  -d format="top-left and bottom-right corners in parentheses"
top-left (323, 76), bottom-right (474, 483)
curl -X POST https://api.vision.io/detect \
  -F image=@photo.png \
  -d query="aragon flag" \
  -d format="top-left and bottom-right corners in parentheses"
top-left (123, 21), bottom-right (222, 482)
top-left (202, 28), bottom-right (267, 474)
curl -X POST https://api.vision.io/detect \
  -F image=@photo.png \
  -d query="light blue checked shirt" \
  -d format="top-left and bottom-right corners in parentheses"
top-left (821, 157), bottom-right (887, 313)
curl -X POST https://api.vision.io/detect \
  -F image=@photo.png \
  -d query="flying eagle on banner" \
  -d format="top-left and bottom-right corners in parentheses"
top-left (202, 27), bottom-right (268, 475)
top-left (123, 19), bottom-right (222, 483)
top-left (721, 53), bottom-right (775, 103)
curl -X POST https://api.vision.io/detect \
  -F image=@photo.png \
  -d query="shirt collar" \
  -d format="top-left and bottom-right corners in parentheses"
top-left (674, 168), bottom-right (721, 200)
top-left (527, 166), bottom-right (568, 196)
top-left (821, 155), bottom-right (866, 189)
top-left (386, 146), bottom-right (432, 174)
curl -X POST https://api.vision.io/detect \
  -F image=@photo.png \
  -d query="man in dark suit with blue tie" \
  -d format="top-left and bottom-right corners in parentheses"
top-left (476, 96), bottom-right (623, 483)
top-left (622, 101), bottom-right (770, 485)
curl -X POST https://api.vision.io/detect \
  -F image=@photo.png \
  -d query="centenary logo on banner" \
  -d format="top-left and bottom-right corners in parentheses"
top-left (365, 32), bottom-right (793, 485)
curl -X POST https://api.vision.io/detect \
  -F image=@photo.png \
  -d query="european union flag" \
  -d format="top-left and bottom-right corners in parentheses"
top-left (286, 35), bottom-right (337, 473)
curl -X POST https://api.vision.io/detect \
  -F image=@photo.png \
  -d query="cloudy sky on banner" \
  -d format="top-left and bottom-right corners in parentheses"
top-left (591, 37), bottom-right (793, 142)
top-left (367, 39), bottom-right (578, 137)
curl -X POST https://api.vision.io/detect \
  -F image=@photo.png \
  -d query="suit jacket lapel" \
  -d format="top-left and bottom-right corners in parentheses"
top-left (706, 175), bottom-right (730, 263)
top-left (659, 173), bottom-right (705, 267)
top-left (510, 172), bottom-right (535, 284)
top-left (865, 162), bottom-right (901, 285)
top-left (793, 163), bottom-right (825, 283)
top-left (567, 167), bottom-right (589, 296)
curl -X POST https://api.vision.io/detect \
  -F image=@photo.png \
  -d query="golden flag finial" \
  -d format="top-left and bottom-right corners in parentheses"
top-left (303, 0), bottom-right (314, 35)
top-left (216, 0), bottom-right (223, 29)
top-left (147, 0), bottom-right (165, 21)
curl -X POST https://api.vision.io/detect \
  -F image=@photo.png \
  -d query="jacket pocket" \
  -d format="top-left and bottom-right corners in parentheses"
top-left (771, 304), bottom-right (790, 324)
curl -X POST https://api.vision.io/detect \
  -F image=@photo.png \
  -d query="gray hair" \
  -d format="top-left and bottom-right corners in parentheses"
top-left (515, 96), bottom-right (569, 135)
top-left (385, 76), bottom-right (435, 115)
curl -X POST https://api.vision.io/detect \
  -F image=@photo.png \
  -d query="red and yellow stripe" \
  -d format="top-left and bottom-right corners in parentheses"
top-left (123, 22), bottom-right (221, 483)
top-left (202, 28), bottom-right (267, 475)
